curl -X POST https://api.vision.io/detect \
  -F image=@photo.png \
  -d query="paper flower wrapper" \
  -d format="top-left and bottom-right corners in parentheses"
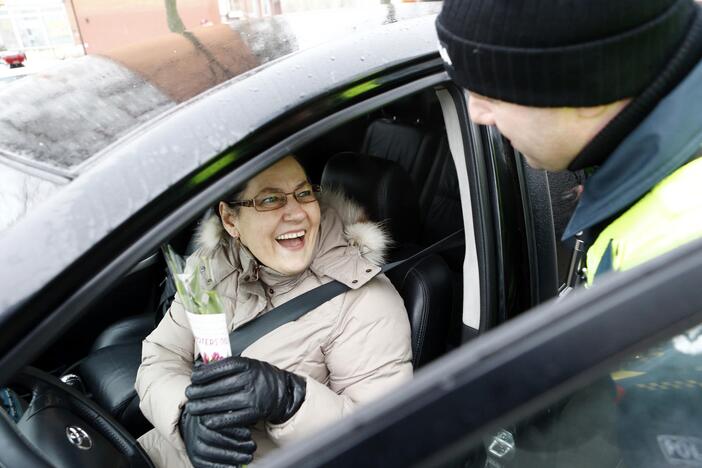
top-left (185, 311), bottom-right (232, 364)
top-left (162, 245), bottom-right (231, 364)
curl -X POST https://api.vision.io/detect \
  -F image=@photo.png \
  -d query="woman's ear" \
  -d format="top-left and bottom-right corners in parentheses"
top-left (219, 202), bottom-right (239, 239)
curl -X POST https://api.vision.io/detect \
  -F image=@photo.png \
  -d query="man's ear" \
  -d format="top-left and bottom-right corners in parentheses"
top-left (219, 202), bottom-right (239, 238)
top-left (467, 92), bottom-right (496, 126)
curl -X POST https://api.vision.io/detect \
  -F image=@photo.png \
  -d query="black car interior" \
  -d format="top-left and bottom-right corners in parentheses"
top-left (6, 367), bottom-right (153, 468)
top-left (28, 88), bottom-right (466, 439)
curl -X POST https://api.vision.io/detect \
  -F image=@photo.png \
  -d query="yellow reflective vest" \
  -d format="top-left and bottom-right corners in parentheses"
top-left (586, 157), bottom-right (702, 286)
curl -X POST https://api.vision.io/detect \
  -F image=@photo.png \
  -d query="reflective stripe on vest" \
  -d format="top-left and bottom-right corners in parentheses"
top-left (586, 157), bottom-right (702, 286)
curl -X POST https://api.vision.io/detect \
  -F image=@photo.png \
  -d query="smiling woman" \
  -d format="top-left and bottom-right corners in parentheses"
top-left (135, 155), bottom-right (413, 467)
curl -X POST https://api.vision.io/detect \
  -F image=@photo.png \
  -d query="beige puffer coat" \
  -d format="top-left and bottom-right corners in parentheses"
top-left (135, 191), bottom-right (413, 467)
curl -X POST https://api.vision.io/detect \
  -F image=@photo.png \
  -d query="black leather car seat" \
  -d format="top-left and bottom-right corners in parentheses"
top-left (78, 342), bottom-right (151, 436)
top-left (90, 314), bottom-right (154, 352)
top-left (77, 153), bottom-right (454, 434)
top-left (362, 119), bottom-right (463, 269)
top-left (320, 150), bottom-right (421, 246)
top-left (419, 136), bottom-right (465, 270)
top-left (361, 116), bottom-right (465, 349)
top-left (362, 118), bottom-right (438, 194)
top-left (321, 152), bottom-right (452, 367)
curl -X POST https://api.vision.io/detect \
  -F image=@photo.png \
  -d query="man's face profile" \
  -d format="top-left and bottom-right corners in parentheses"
top-left (466, 92), bottom-right (630, 172)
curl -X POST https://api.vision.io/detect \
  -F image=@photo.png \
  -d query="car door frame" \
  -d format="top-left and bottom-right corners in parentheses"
top-left (442, 86), bottom-right (555, 339)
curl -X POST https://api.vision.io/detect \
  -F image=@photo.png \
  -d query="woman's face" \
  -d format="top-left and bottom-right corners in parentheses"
top-left (220, 156), bottom-right (321, 276)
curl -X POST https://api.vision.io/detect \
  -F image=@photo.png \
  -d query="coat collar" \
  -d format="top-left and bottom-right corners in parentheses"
top-left (563, 58), bottom-right (702, 240)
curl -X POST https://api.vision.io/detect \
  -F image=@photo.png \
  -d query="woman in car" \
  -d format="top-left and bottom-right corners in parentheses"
top-left (135, 155), bottom-right (413, 468)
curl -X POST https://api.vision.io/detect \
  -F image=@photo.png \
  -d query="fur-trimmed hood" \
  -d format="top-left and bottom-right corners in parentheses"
top-left (194, 188), bottom-right (391, 267)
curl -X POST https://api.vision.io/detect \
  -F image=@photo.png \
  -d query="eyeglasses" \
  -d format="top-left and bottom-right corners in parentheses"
top-left (228, 184), bottom-right (322, 212)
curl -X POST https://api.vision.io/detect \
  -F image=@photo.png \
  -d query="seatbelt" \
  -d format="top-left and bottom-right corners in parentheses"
top-left (229, 229), bottom-right (465, 356)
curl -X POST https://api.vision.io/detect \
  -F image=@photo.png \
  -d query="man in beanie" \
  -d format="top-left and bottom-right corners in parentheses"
top-left (437, 1), bottom-right (702, 467)
top-left (437, 0), bottom-right (702, 270)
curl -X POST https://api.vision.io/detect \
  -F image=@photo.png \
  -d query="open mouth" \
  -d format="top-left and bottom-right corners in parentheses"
top-left (275, 229), bottom-right (306, 250)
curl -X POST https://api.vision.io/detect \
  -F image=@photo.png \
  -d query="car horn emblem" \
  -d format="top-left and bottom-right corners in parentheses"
top-left (66, 426), bottom-right (92, 450)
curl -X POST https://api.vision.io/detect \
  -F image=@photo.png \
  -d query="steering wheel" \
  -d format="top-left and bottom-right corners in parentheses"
top-left (0, 367), bottom-right (154, 468)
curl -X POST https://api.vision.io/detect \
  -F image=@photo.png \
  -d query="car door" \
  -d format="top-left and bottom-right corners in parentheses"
top-left (253, 231), bottom-right (702, 467)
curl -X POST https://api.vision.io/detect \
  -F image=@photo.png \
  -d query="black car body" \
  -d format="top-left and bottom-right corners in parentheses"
top-left (2, 4), bottom-right (701, 468)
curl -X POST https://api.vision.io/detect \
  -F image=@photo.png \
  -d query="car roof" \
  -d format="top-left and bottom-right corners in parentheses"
top-left (0, 11), bottom-right (441, 318)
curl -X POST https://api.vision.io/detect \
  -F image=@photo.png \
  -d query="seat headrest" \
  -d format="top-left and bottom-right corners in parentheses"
top-left (377, 90), bottom-right (442, 129)
top-left (321, 152), bottom-right (420, 245)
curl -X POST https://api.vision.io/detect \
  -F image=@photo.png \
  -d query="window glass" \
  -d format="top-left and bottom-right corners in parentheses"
top-left (43, 10), bottom-right (72, 45)
top-left (443, 323), bottom-right (702, 468)
top-left (0, 17), bottom-right (19, 49)
top-left (17, 15), bottom-right (47, 48)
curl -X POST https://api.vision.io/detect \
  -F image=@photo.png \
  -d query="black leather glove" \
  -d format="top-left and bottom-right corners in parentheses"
top-left (185, 356), bottom-right (306, 428)
top-left (179, 406), bottom-right (256, 468)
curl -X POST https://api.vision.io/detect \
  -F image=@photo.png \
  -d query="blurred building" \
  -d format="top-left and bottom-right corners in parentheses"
top-left (224, 0), bottom-right (282, 19)
top-left (69, 0), bottom-right (222, 54)
top-left (0, 0), bottom-right (424, 61)
top-left (0, 0), bottom-right (223, 58)
top-left (222, 0), bottom-right (408, 19)
top-left (0, 0), bottom-right (81, 59)
top-left (276, 0), bottom-right (381, 15)
top-left (222, 0), bottom-right (414, 19)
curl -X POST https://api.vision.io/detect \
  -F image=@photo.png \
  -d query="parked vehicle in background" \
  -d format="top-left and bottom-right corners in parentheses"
top-left (0, 51), bottom-right (26, 68)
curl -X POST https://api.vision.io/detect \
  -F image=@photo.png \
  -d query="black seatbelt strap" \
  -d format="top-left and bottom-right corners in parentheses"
top-left (229, 229), bottom-right (465, 356)
top-left (379, 229), bottom-right (464, 274)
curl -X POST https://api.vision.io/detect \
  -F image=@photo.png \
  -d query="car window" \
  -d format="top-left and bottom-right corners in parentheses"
top-left (441, 321), bottom-right (702, 468)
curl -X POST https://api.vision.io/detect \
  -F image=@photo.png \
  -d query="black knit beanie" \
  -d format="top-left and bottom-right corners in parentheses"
top-left (436, 0), bottom-right (698, 107)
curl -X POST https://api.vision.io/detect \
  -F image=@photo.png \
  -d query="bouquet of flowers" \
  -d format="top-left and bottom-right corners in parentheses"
top-left (162, 245), bottom-right (231, 363)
